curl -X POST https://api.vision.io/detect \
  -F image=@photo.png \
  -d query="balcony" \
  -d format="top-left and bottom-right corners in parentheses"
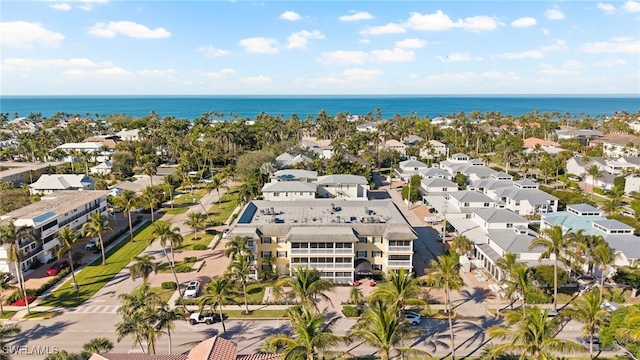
top-left (290, 249), bottom-right (354, 255)
top-left (387, 260), bottom-right (412, 267)
top-left (306, 263), bottom-right (354, 270)
top-left (23, 245), bottom-right (43, 260)
top-left (387, 246), bottom-right (412, 252)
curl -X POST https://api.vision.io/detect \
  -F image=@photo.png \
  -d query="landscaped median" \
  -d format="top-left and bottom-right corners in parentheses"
top-left (39, 220), bottom-right (161, 307)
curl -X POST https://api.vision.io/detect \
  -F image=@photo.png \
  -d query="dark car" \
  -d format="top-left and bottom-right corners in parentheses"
top-left (46, 261), bottom-right (70, 276)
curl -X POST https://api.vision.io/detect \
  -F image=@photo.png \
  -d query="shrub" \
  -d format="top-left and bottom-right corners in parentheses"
top-left (174, 265), bottom-right (192, 273)
top-left (192, 244), bottom-right (207, 250)
top-left (526, 291), bottom-right (552, 304)
top-left (162, 281), bottom-right (177, 290)
top-left (6, 289), bottom-right (36, 305)
top-left (205, 229), bottom-right (218, 235)
top-left (342, 305), bottom-right (362, 317)
top-left (183, 256), bottom-right (197, 263)
top-left (594, 188), bottom-right (606, 195)
top-left (35, 267), bottom-right (71, 296)
top-left (532, 265), bottom-right (569, 288)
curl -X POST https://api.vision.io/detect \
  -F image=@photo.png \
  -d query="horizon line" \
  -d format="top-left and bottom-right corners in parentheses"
top-left (3, 94), bottom-right (639, 97)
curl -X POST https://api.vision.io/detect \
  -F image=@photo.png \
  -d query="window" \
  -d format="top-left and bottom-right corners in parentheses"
top-left (373, 236), bottom-right (382, 244)
top-left (515, 210), bottom-right (520, 214)
top-left (261, 264), bottom-right (271, 271)
top-left (261, 237), bottom-right (272, 244)
top-left (277, 251), bottom-right (287, 258)
top-left (273, 192), bottom-right (280, 197)
top-left (277, 237), bottom-right (286, 244)
top-left (515, 200), bottom-right (521, 206)
top-left (372, 251), bottom-right (383, 258)
top-left (463, 202), bottom-right (470, 207)
top-left (247, 241), bottom-right (254, 247)
top-left (465, 214), bottom-right (472, 219)
top-left (358, 236), bottom-right (367, 244)
top-left (261, 251), bottom-right (272, 258)
top-left (372, 264), bottom-right (382, 271)
top-left (506, 223), bottom-right (513, 228)
top-left (356, 251), bottom-right (367, 258)
top-left (483, 202), bottom-right (490, 207)
top-left (442, 188), bottom-right (448, 192)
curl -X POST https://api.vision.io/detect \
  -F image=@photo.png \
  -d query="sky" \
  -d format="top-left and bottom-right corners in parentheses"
top-left (1, 0), bottom-right (639, 95)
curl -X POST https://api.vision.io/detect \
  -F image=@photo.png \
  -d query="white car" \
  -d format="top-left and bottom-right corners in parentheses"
top-left (404, 311), bottom-right (422, 326)
top-left (621, 210), bottom-right (634, 217)
top-left (85, 238), bottom-right (99, 250)
top-left (221, 229), bottom-right (231, 239)
top-left (184, 280), bottom-right (201, 298)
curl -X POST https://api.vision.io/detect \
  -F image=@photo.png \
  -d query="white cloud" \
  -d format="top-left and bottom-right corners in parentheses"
top-left (582, 37), bottom-right (640, 53)
top-left (371, 48), bottom-right (415, 62)
top-left (50, 3), bottom-right (72, 11)
top-left (538, 63), bottom-right (579, 76)
top-left (0, 21), bottom-right (65, 48)
top-left (343, 68), bottom-right (383, 81)
top-left (498, 50), bottom-right (544, 59)
top-left (563, 60), bottom-right (586, 70)
top-left (405, 10), bottom-right (497, 32)
top-left (542, 28), bottom-right (550, 35)
top-left (437, 52), bottom-right (471, 62)
top-left (545, 8), bottom-right (566, 20)
top-left (63, 66), bottom-right (134, 79)
top-left (136, 69), bottom-right (176, 79)
top-left (594, 59), bottom-right (627, 67)
top-left (540, 39), bottom-right (567, 52)
top-left (2, 57), bottom-right (112, 71)
top-left (405, 10), bottom-right (458, 31)
top-left (239, 37), bottom-right (279, 54)
top-left (511, 17), bottom-right (537, 28)
top-left (287, 30), bottom-right (324, 49)
top-left (623, 0), bottom-right (640, 12)
top-left (87, 21), bottom-right (171, 39)
top-left (206, 69), bottom-right (236, 79)
top-left (360, 23), bottom-right (406, 35)
top-left (339, 11), bottom-right (374, 22)
top-left (197, 46), bottom-right (231, 57)
top-left (597, 3), bottom-right (617, 14)
top-left (395, 38), bottom-right (426, 48)
top-left (75, 0), bottom-right (108, 11)
top-left (481, 71), bottom-right (521, 80)
top-left (241, 75), bottom-right (272, 84)
top-left (460, 15), bottom-right (498, 32)
top-left (279, 11), bottom-right (302, 21)
top-left (317, 50), bottom-right (369, 65)
top-left (359, 39), bottom-right (371, 44)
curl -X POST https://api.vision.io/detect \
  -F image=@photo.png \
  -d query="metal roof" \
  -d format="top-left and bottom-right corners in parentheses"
top-left (474, 208), bottom-right (529, 224)
top-left (262, 181), bottom-right (317, 193)
top-left (317, 174), bottom-right (368, 185)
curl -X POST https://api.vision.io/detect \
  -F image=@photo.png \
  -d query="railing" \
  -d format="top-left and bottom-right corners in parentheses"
top-left (23, 245), bottom-right (43, 260)
top-left (58, 203), bottom-right (101, 227)
top-left (387, 260), bottom-right (412, 267)
top-left (306, 263), bottom-right (354, 270)
top-left (387, 246), bottom-right (412, 252)
top-left (290, 249), bottom-right (354, 255)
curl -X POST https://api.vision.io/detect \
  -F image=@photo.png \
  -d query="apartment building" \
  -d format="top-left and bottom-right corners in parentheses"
top-left (0, 161), bottom-right (67, 185)
top-left (28, 174), bottom-right (94, 195)
top-left (0, 190), bottom-right (109, 276)
top-left (230, 199), bottom-right (416, 283)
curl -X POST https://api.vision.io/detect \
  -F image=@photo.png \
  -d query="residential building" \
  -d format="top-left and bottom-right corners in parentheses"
top-left (112, 175), bottom-right (164, 193)
top-left (0, 161), bottom-right (67, 185)
top-left (542, 204), bottom-right (640, 267)
top-left (262, 181), bottom-right (317, 201)
top-left (270, 169), bottom-right (318, 183)
top-left (355, 122), bottom-right (379, 133)
top-left (380, 139), bottom-right (407, 157)
top-left (431, 117), bottom-right (454, 126)
top-left (556, 129), bottom-right (603, 144)
top-left (90, 160), bottom-right (112, 175)
top-left (115, 128), bottom-right (140, 141)
top-left (418, 167), bottom-right (453, 181)
top-left (56, 142), bottom-right (108, 162)
top-left (522, 137), bottom-right (563, 155)
top-left (230, 199), bottom-right (416, 282)
top-left (317, 174), bottom-right (369, 199)
top-left (89, 335), bottom-right (279, 360)
top-left (591, 133), bottom-right (640, 157)
top-left (299, 139), bottom-right (333, 159)
top-left (395, 159), bottom-right (429, 180)
top-left (625, 175), bottom-right (640, 195)
top-left (486, 180), bottom-right (559, 215)
top-left (28, 174), bottom-right (94, 195)
top-left (82, 135), bottom-right (118, 150)
top-left (420, 140), bottom-right (448, 159)
top-left (275, 152), bottom-right (313, 168)
top-left (0, 190), bottom-right (109, 275)
top-left (566, 155), bottom-right (640, 190)
top-left (420, 177), bottom-right (458, 194)
top-left (402, 135), bottom-right (424, 146)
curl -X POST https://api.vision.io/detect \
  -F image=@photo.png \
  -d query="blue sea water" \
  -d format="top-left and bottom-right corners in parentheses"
top-left (1, 95), bottom-right (639, 121)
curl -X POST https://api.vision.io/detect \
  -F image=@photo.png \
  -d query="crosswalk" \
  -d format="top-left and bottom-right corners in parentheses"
top-left (66, 305), bottom-right (120, 314)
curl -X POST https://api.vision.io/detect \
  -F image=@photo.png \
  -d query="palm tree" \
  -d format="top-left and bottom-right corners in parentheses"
top-left (199, 276), bottom-right (237, 337)
top-left (427, 253), bottom-right (464, 360)
top-left (44, 350), bottom-right (80, 360)
top-left (570, 291), bottom-right (608, 359)
top-left (140, 185), bottom-right (161, 223)
top-left (591, 243), bottom-right (617, 301)
top-left (496, 252), bottom-right (518, 281)
top-left (586, 164), bottom-right (603, 200)
top-left (82, 337), bottom-right (114, 357)
top-left (501, 264), bottom-right (540, 316)
top-left (129, 255), bottom-right (157, 284)
top-left (227, 254), bottom-right (255, 315)
top-left (0, 321), bottom-right (20, 360)
top-left (529, 225), bottom-right (580, 311)
top-left (207, 176), bottom-right (223, 207)
top-left (143, 162), bottom-right (157, 186)
top-left (184, 212), bottom-right (205, 239)
top-left (349, 300), bottom-right (430, 360)
top-left (116, 283), bottom-right (162, 354)
top-left (486, 307), bottom-right (584, 359)
top-left (154, 302), bottom-right (180, 354)
top-left (371, 268), bottom-right (427, 311)
top-left (260, 253), bottom-right (278, 280)
top-left (79, 149), bottom-right (91, 175)
top-left (275, 266), bottom-right (334, 311)
top-left (617, 307), bottom-right (640, 342)
top-left (82, 212), bottom-right (113, 266)
top-left (265, 306), bottom-right (344, 360)
top-left (0, 221), bottom-right (35, 315)
top-left (349, 286), bottom-right (365, 305)
top-left (224, 236), bottom-right (250, 258)
top-left (55, 227), bottom-right (79, 290)
top-left (151, 222), bottom-right (184, 306)
top-left (0, 272), bottom-right (14, 316)
top-left (449, 235), bottom-right (473, 255)
top-left (113, 190), bottom-right (138, 242)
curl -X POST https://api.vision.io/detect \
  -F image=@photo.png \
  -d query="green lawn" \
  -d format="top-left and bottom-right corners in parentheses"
top-left (148, 286), bottom-right (175, 304)
top-left (173, 189), bottom-right (207, 206)
top-left (39, 220), bottom-right (160, 307)
top-left (162, 207), bottom-right (189, 215)
top-left (233, 282), bottom-right (270, 304)
top-left (23, 311), bottom-right (59, 319)
top-left (207, 187), bottom-right (239, 225)
top-left (0, 311), bottom-right (16, 320)
top-left (223, 309), bottom-right (288, 318)
top-left (178, 233), bottom-right (213, 250)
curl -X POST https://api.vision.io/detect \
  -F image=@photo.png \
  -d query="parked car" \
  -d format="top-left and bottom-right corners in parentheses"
top-left (222, 229), bottom-right (231, 239)
top-left (184, 280), bottom-right (201, 298)
top-left (621, 210), bottom-right (634, 218)
top-left (189, 311), bottom-right (219, 325)
top-left (85, 238), bottom-right (99, 250)
top-left (404, 311), bottom-right (422, 326)
top-left (47, 261), bottom-right (70, 276)
top-left (601, 300), bottom-right (619, 312)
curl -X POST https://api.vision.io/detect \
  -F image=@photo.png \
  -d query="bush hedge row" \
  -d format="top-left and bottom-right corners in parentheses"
top-left (162, 281), bottom-right (177, 290)
top-left (192, 244), bottom-right (207, 250)
top-left (342, 305), bottom-right (362, 317)
top-left (174, 265), bottom-right (192, 273)
top-left (184, 256), bottom-right (197, 263)
top-left (6, 267), bottom-right (71, 304)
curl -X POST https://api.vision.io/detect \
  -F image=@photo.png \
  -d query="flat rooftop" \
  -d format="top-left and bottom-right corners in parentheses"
top-left (0, 190), bottom-right (109, 225)
top-left (237, 199), bottom-right (408, 226)
top-left (0, 161), bottom-right (67, 178)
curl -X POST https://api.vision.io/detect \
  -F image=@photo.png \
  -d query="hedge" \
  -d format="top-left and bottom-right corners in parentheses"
top-left (6, 267), bottom-right (72, 304)
top-left (162, 281), bottom-right (177, 290)
top-left (184, 256), bottom-right (197, 263)
top-left (192, 244), bottom-right (207, 250)
top-left (174, 265), bottom-right (192, 273)
top-left (342, 305), bottom-right (362, 317)
top-left (102, 216), bottom-right (144, 248)
top-left (525, 291), bottom-right (552, 304)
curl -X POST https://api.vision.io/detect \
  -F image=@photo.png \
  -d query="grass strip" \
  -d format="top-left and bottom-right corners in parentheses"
top-left (39, 220), bottom-right (161, 307)
top-left (223, 309), bottom-right (288, 318)
top-left (0, 311), bottom-right (16, 320)
top-left (23, 311), bottom-right (59, 319)
top-left (207, 188), bottom-right (239, 225)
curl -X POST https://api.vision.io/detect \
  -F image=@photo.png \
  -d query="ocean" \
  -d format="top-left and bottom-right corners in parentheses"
top-left (1, 95), bottom-right (639, 121)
